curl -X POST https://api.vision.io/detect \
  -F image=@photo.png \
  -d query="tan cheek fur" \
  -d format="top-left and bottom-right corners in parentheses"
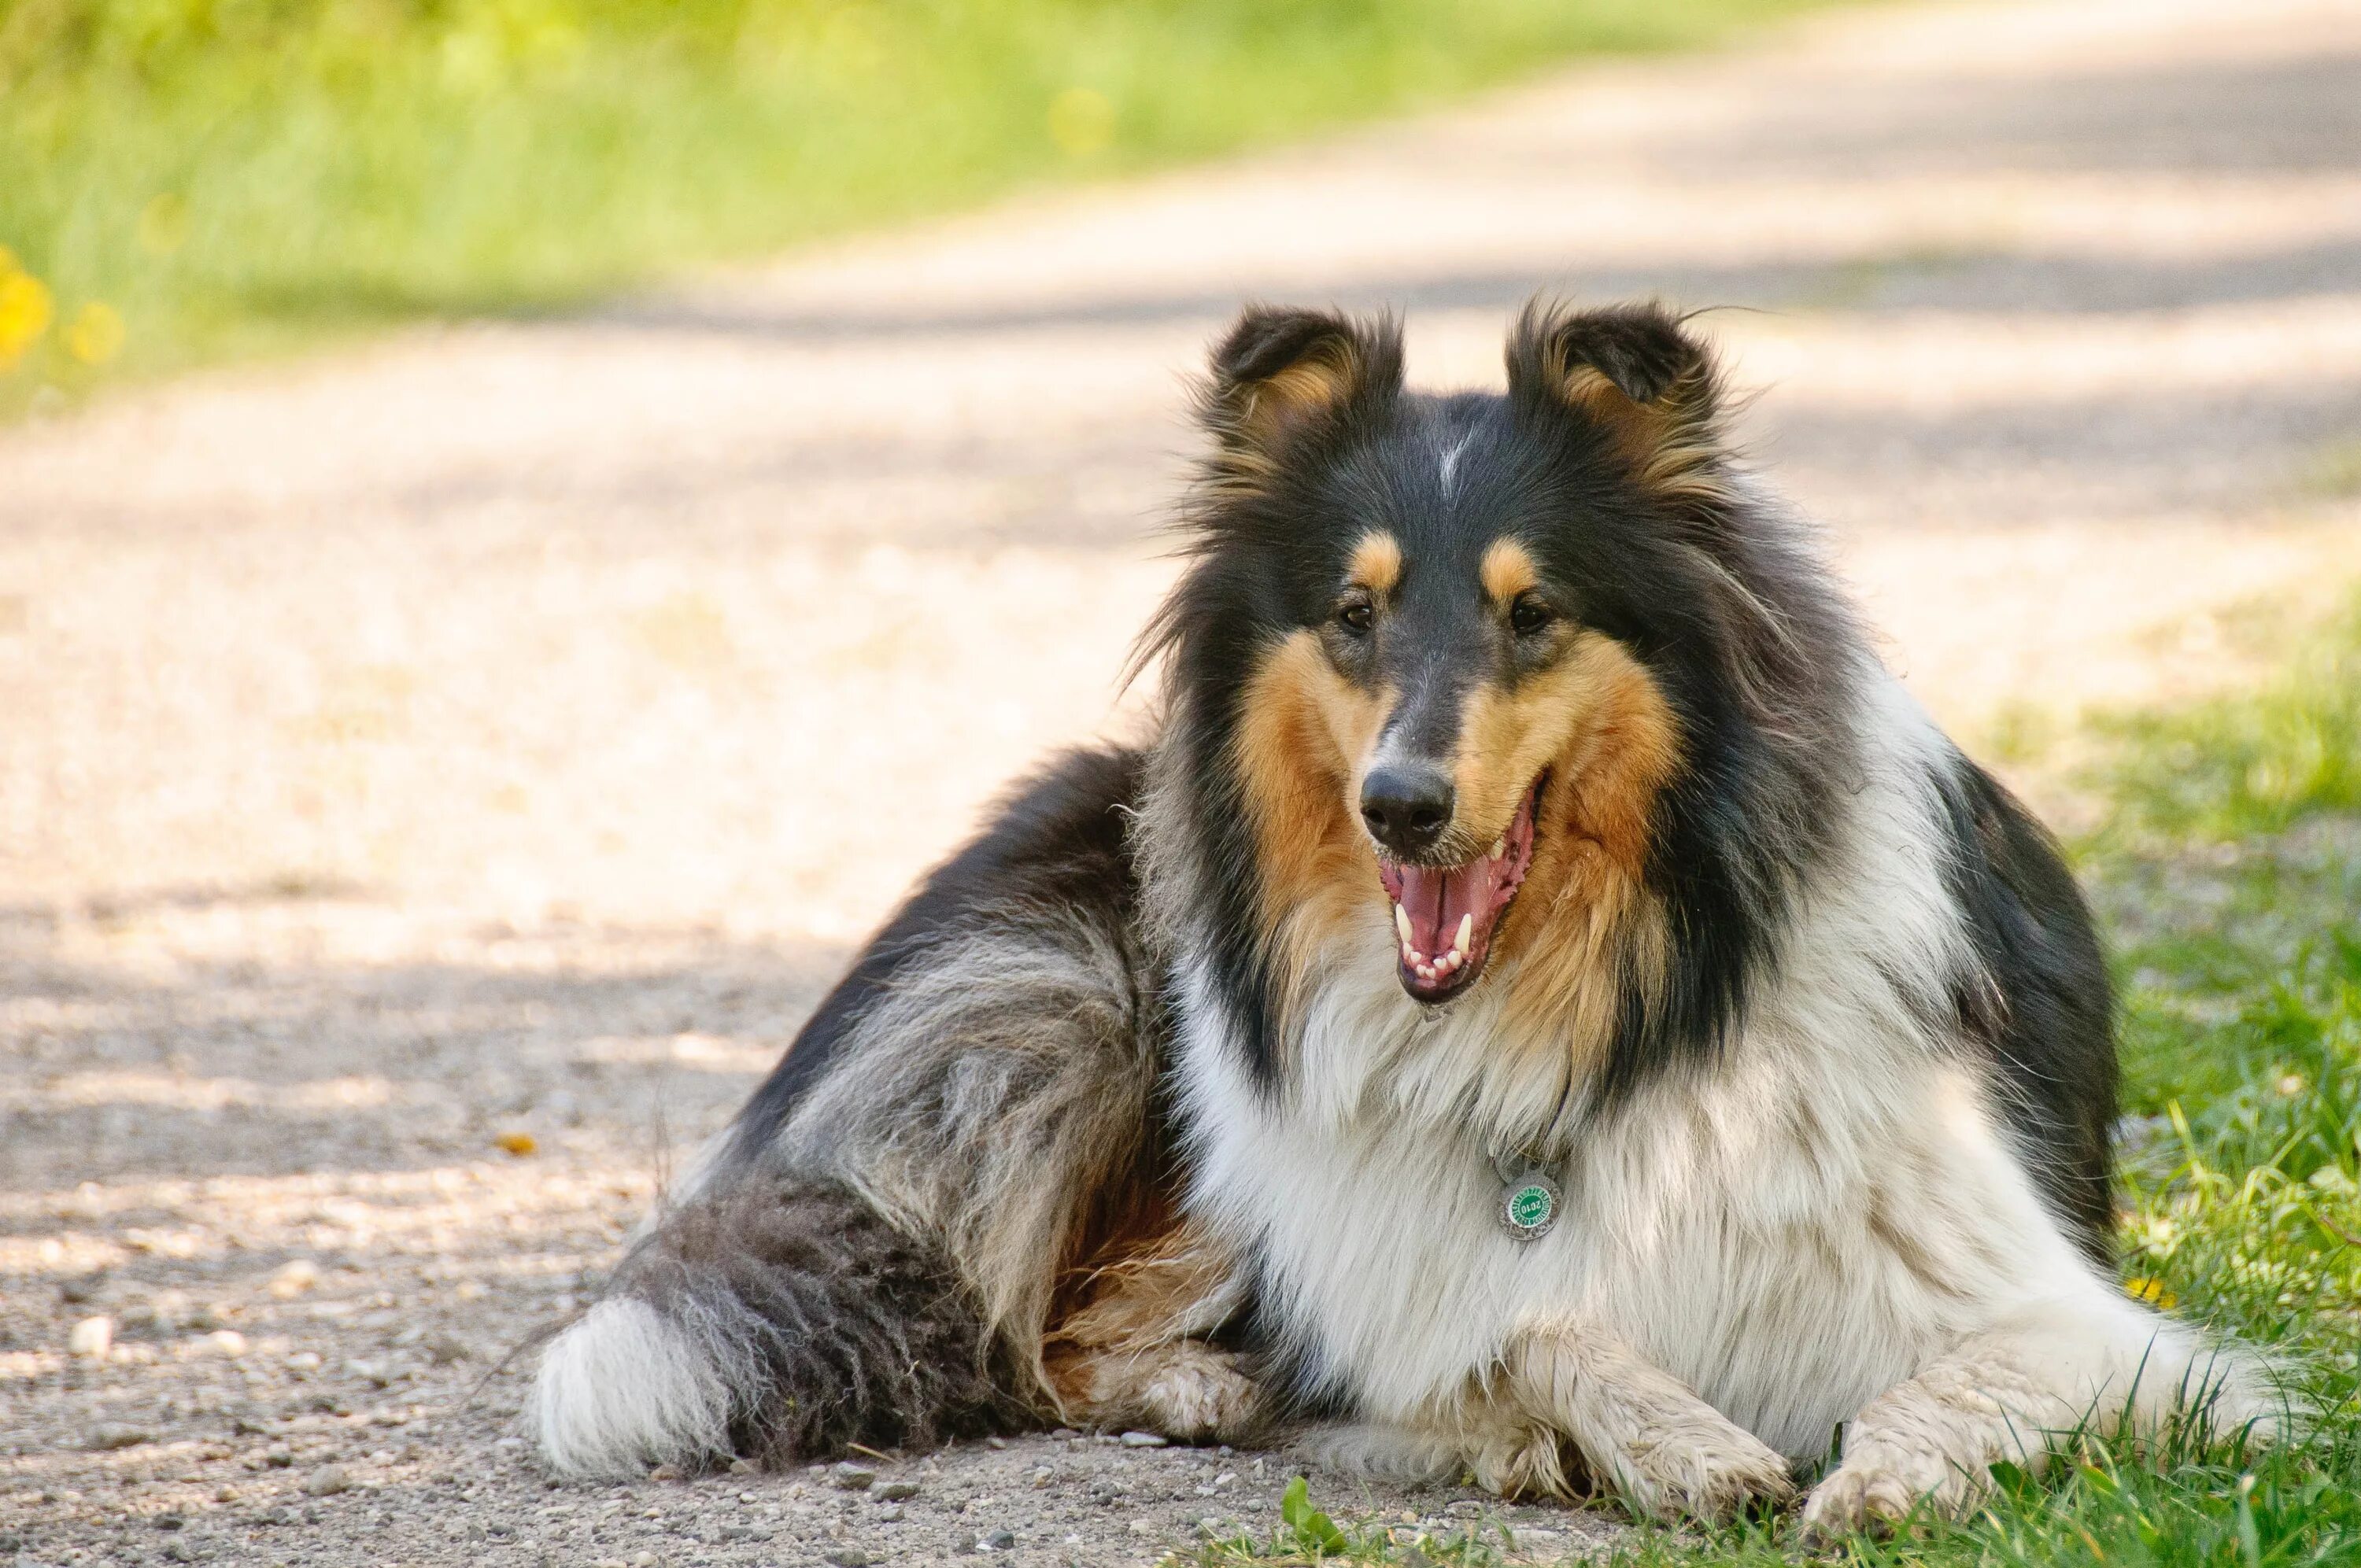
top-left (1445, 632), bottom-right (1679, 1065)
top-left (1493, 635), bottom-right (1681, 1059)
top-left (1233, 632), bottom-right (1392, 1014)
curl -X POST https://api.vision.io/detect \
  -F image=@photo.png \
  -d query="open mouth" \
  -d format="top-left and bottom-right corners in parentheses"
top-left (1375, 775), bottom-right (1542, 1004)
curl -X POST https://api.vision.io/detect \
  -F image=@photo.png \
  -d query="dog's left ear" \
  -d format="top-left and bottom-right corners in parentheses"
top-left (1506, 301), bottom-right (1725, 496)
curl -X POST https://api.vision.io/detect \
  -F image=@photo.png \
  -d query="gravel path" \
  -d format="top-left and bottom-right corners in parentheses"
top-left (4, 0), bottom-right (2359, 1563)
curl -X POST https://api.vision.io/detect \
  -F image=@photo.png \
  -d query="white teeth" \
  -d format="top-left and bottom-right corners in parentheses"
top-left (1490, 838), bottom-right (1505, 860)
top-left (1452, 913), bottom-right (1472, 958)
top-left (1395, 902), bottom-right (1413, 947)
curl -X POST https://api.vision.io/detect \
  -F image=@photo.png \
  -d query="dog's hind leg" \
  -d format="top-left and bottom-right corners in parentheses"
top-left (1043, 1220), bottom-right (1261, 1442)
top-left (1800, 1299), bottom-right (2285, 1537)
top-left (1058, 1337), bottom-right (1261, 1441)
top-left (1506, 1316), bottom-right (1796, 1522)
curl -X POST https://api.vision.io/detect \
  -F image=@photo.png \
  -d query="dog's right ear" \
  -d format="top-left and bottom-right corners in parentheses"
top-left (1198, 306), bottom-right (1402, 479)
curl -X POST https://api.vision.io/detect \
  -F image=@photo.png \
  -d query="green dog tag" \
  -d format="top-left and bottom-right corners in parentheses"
top-left (1499, 1171), bottom-right (1562, 1241)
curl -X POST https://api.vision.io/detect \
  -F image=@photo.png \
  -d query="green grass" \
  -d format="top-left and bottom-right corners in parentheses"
top-left (0, 0), bottom-right (1844, 415)
top-left (2092, 600), bottom-right (2361, 847)
top-left (1186, 602), bottom-right (2361, 1566)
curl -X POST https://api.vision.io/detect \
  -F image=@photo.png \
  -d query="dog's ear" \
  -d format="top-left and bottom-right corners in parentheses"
top-left (1199, 306), bottom-right (1403, 478)
top-left (1507, 301), bottom-right (1726, 499)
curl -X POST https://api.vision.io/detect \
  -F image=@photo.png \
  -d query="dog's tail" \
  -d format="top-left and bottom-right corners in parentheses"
top-left (527, 1175), bottom-right (1018, 1480)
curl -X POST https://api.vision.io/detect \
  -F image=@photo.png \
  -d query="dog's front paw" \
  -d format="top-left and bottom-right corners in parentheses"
top-left (1138, 1341), bottom-right (1261, 1443)
top-left (1799, 1438), bottom-right (1992, 1540)
top-left (1605, 1419), bottom-right (1795, 1524)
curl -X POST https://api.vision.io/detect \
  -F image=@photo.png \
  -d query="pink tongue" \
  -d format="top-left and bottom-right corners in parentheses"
top-left (1395, 860), bottom-right (1493, 958)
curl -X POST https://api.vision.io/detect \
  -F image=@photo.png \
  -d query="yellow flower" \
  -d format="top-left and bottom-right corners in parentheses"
top-left (65, 302), bottom-right (125, 367)
top-left (0, 264), bottom-right (54, 369)
top-left (2124, 1276), bottom-right (2178, 1308)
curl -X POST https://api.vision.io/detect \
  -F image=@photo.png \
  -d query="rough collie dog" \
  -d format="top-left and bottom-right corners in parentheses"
top-left (529, 301), bottom-right (2277, 1530)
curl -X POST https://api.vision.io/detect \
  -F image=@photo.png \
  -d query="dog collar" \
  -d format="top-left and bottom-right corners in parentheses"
top-left (1487, 1149), bottom-right (1565, 1243)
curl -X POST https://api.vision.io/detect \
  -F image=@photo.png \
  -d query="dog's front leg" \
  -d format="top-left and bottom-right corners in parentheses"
top-left (1799, 1303), bottom-right (2280, 1537)
top-left (1506, 1317), bottom-right (1794, 1523)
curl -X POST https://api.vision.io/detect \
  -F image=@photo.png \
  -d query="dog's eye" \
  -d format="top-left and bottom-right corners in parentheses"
top-left (1509, 592), bottom-right (1555, 636)
top-left (1336, 598), bottom-right (1376, 635)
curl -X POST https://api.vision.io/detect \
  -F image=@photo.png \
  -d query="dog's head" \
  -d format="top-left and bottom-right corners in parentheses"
top-left (1154, 301), bottom-right (1847, 1075)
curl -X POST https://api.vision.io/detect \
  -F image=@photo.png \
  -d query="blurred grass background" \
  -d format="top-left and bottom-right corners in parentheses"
top-left (0, 0), bottom-right (1842, 415)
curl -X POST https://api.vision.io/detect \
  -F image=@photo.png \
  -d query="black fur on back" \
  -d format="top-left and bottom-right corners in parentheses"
top-left (1934, 753), bottom-right (2119, 1261)
top-left (716, 745), bottom-right (1150, 1176)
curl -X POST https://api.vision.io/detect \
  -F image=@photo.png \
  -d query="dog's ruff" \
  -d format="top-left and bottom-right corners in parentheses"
top-left (527, 301), bottom-right (2283, 1527)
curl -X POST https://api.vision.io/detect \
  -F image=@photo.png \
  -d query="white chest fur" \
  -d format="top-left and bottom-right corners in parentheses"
top-left (1182, 990), bottom-right (2102, 1456)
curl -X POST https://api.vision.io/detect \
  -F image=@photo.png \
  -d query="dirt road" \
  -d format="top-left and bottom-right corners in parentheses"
top-left (3, 0), bottom-right (2359, 1562)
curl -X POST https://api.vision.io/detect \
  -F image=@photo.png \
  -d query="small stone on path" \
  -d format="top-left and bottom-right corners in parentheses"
top-left (303, 1465), bottom-right (352, 1497)
top-left (68, 1316), bottom-right (113, 1359)
top-left (88, 1424), bottom-right (152, 1451)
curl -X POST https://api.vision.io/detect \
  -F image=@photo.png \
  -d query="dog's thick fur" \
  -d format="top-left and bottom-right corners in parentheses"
top-left (529, 302), bottom-right (2281, 1529)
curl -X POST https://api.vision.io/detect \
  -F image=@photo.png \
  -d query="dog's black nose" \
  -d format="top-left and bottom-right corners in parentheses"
top-left (1360, 765), bottom-right (1454, 855)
